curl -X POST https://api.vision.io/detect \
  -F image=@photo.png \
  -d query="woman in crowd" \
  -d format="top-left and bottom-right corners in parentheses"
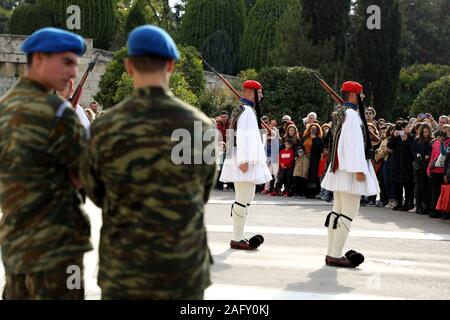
top-left (283, 123), bottom-right (301, 150)
top-left (411, 123), bottom-right (433, 214)
top-left (298, 123), bottom-right (323, 198)
top-left (388, 121), bottom-right (415, 211)
top-left (379, 124), bottom-right (397, 208)
top-left (319, 123), bottom-right (333, 202)
top-left (428, 131), bottom-right (449, 218)
top-left (374, 125), bottom-right (388, 207)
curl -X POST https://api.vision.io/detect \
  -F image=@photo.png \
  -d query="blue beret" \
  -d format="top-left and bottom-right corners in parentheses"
top-left (22, 27), bottom-right (86, 56)
top-left (127, 25), bottom-right (180, 61)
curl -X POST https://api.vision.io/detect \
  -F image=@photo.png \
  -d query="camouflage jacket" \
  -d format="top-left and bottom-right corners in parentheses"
top-left (80, 86), bottom-right (217, 298)
top-left (0, 78), bottom-right (92, 274)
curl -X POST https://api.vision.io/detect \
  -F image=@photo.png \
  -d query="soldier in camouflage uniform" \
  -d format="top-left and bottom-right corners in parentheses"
top-left (80, 25), bottom-right (216, 300)
top-left (0, 28), bottom-right (92, 299)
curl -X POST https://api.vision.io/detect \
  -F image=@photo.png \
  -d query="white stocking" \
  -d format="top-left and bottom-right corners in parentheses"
top-left (326, 192), bottom-right (342, 256)
top-left (329, 192), bottom-right (360, 258)
top-left (232, 182), bottom-right (255, 241)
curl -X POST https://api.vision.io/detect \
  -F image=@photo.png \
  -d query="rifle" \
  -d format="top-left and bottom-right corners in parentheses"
top-left (200, 56), bottom-right (273, 135)
top-left (69, 53), bottom-right (99, 108)
top-left (310, 72), bottom-right (344, 106)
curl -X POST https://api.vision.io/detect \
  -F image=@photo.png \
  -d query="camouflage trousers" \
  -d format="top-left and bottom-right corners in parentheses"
top-left (2, 255), bottom-right (85, 300)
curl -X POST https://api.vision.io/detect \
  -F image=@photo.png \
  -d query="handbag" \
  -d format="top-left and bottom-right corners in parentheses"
top-left (293, 154), bottom-right (310, 178)
top-left (317, 154), bottom-right (327, 177)
top-left (435, 153), bottom-right (445, 168)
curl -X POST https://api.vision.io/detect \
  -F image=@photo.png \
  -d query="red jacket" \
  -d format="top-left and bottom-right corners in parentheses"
top-left (427, 139), bottom-right (450, 176)
top-left (280, 148), bottom-right (295, 169)
top-left (216, 121), bottom-right (228, 143)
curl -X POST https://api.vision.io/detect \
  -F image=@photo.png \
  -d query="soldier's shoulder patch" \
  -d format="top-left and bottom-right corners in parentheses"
top-left (46, 94), bottom-right (65, 109)
top-left (55, 100), bottom-right (72, 119)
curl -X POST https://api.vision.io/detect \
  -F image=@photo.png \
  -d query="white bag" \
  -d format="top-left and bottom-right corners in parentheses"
top-left (435, 153), bottom-right (446, 167)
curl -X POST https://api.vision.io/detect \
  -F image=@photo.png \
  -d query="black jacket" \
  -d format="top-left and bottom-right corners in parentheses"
top-left (411, 138), bottom-right (432, 172)
top-left (299, 136), bottom-right (323, 186)
top-left (387, 135), bottom-right (414, 183)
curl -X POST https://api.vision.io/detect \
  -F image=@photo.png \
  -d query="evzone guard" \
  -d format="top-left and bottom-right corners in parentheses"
top-left (220, 80), bottom-right (272, 250)
top-left (321, 81), bottom-right (380, 268)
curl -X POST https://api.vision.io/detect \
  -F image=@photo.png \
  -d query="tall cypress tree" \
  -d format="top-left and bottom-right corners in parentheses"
top-left (201, 30), bottom-right (239, 75)
top-left (9, 0), bottom-right (117, 50)
top-left (272, 0), bottom-right (351, 87)
top-left (42, 0), bottom-right (117, 50)
top-left (0, 7), bottom-right (10, 33)
top-left (301, 0), bottom-right (351, 63)
top-left (352, 0), bottom-right (403, 118)
top-left (400, 0), bottom-right (450, 66)
top-left (8, 3), bottom-right (52, 36)
top-left (179, 0), bottom-right (245, 74)
top-left (240, 0), bottom-right (289, 71)
top-left (125, 0), bottom-right (154, 34)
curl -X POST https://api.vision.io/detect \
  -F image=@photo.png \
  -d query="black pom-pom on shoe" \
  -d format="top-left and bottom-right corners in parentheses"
top-left (345, 250), bottom-right (365, 266)
top-left (254, 235), bottom-right (264, 244)
top-left (248, 235), bottom-right (264, 249)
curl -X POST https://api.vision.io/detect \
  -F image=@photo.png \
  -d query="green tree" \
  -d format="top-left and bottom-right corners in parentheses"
top-left (113, 0), bottom-right (180, 50)
top-left (173, 0), bottom-right (187, 29)
top-left (95, 45), bottom-right (205, 109)
top-left (410, 76), bottom-right (450, 118)
top-left (400, 0), bottom-right (450, 66)
top-left (9, 0), bottom-right (117, 50)
top-left (113, 69), bottom-right (199, 107)
top-left (179, 0), bottom-right (245, 74)
top-left (8, 3), bottom-right (52, 35)
top-left (175, 45), bottom-right (206, 97)
top-left (271, 0), bottom-right (347, 88)
top-left (197, 87), bottom-right (236, 117)
top-left (124, 0), bottom-right (150, 34)
top-left (124, 0), bottom-right (176, 35)
top-left (350, 0), bottom-right (403, 118)
top-left (1, 0), bottom-right (27, 10)
top-left (271, 0), bottom-right (304, 67)
top-left (0, 6), bottom-right (11, 33)
top-left (256, 66), bottom-right (329, 123)
top-left (394, 64), bottom-right (450, 118)
top-left (301, 0), bottom-right (350, 61)
top-left (244, 0), bottom-right (256, 12)
top-left (201, 30), bottom-right (239, 75)
top-left (240, 0), bottom-right (289, 70)
top-left (95, 47), bottom-right (128, 109)
top-left (41, 0), bottom-right (117, 50)
top-left (169, 72), bottom-right (198, 106)
top-left (238, 69), bottom-right (258, 82)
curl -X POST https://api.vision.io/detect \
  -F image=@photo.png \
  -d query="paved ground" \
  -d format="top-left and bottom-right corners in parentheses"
top-left (1, 191), bottom-right (449, 300)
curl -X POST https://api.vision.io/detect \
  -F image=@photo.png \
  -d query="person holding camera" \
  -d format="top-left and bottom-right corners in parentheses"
top-left (387, 120), bottom-right (415, 211)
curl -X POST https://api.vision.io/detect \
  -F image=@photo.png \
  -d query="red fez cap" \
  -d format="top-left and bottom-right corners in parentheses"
top-left (341, 81), bottom-right (363, 94)
top-left (243, 80), bottom-right (262, 90)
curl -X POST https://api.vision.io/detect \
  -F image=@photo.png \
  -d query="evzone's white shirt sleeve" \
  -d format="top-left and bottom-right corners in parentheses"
top-left (75, 104), bottom-right (91, 134)
top-left (236, 106), bottom-right (264, 164)
top-left (337, 109), bottom-right (370, 174)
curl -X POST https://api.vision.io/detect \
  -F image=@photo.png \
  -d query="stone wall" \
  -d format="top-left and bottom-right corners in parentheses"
top-left (0, 34), bottom-right (113, 107)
